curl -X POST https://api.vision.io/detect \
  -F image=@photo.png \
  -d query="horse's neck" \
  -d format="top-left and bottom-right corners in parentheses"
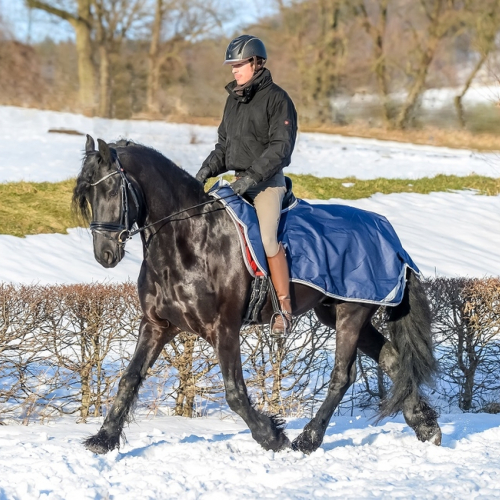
top-left (131, 159), bottom-right (208, 220)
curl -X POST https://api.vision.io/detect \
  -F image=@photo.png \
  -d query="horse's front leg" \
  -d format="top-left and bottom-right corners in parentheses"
top-left (84, 318), bottom-right (179, 454)
top-left (217, 329), bottom-right (291, 452)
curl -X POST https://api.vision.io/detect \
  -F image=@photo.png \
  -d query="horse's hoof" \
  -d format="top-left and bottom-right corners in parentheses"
top-left (428, 428), bottom-right (442, 446)
top-left (83, 430), bottom-right (119, 455)
top-left (415, 423), bottom-right (442, 446)
top-left (261, 433), bottom-right (291, 452)
top-left (276, 434), bottom-right (291, 451)
top-left (291, 431), bottom-right (322, 455)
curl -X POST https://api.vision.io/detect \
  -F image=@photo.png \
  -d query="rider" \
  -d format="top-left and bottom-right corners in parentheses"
top-left (195, 34), bottom-right (298, 334)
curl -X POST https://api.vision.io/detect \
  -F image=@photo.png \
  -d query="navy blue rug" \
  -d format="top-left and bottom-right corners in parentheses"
top-left (210, 183), bottom-right (419, 306)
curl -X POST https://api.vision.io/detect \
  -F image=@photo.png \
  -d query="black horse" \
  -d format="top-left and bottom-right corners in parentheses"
top-left (73, 136), bottom-right (441, 455)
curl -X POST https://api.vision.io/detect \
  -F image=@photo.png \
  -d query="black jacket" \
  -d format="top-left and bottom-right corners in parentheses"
top-left (202, 69), bottom-right (297, 184)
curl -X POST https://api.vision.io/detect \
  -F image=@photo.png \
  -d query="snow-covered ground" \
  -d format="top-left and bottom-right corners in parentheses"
top-left (2, 190), bottom-right (500, 283)
top-left (2, 105), bottom-right (499, 182)
top-left (1, 106), bottom-right (500, 498)
top-left (1, 105), bottom-right (500, 282)
top-left (1, 413), bottom-right (500, 499)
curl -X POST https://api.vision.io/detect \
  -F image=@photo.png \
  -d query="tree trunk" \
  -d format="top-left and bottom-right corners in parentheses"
top-left (394, 0), bottom-right (450, 129)
top-left (454, 54), bottom-right (487, 129)
top-left (376, 365), bottom-right (386, 400)
top-left (269, 334), bottom-right (285, 413)
top-left (460, 368), bottom-right (475, 411)
top-left (80, 366), bottom-right (91, 420)
top-left (26, 0), bottom-right (96, 114)
top-left (394, 34), bottom-right (440, 129)
top-left (311, 1), bottom-right (343, 123)
top-left (93, 333), bottom-right (102, 417)
top-left (74, 0), bottom-right (96, 115)
top-left (359, 0), bottom-right (391, 126)
top-left (174, 335), bottom-right (195, 417)
top-left (98, 43), bottom-right (112, 117)
top-left (456, 0), bottom-right (500, 127)
top-left (183, 378), bottom-right (196, 417)
top-left (457, 304), bottom-right (479, 411)
top-left (147, 0), bottom-right (163, 114)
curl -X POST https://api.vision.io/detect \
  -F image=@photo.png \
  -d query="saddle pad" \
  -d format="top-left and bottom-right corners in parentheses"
top-left (209, 183), bottom-right (419, 306)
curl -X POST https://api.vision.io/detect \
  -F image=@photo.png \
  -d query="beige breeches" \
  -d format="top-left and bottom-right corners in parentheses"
top-left (252, 185), bottom-right (286, 257)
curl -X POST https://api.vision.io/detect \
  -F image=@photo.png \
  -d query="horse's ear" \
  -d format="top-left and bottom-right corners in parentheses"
top-left (85, 134), bottom-right (95, 152)
top-left (97, 138), bottom-right (112, 164)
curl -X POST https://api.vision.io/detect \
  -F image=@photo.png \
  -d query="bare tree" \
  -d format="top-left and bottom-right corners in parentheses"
top-left (146, 0), bottom-right (225, 115)
top-left (266, 0), bottom-right (354, 123)
top-left (357, 0), bottom-right (392, 126)
top-left (159, 333), bottom-right (220, 417)
top-left (0, 284), bottom-right (44, 422)
top-left (393, 0), bottom-right (465, 129)
top-left (454, 0), bottom-right (500, 128)
top-left (26, 0), bottom-right (96, 113)
top-left (92, 0), bottom-right (148, 117)
top-left (428, 277), bottom-right (500, 412)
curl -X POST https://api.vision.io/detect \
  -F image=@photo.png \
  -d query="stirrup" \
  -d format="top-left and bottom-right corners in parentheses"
top-left (271, 310), bottom-right (292, 335)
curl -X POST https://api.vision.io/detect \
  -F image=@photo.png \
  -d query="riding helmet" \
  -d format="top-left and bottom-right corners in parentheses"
top-left (223, 35), bottom-right (267, 65)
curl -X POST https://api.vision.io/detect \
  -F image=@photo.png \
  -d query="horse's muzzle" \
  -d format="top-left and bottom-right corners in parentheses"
top-left (93, 236), bottom-right (125, 268)
top-left (101, 250), bottom-right (118, 268)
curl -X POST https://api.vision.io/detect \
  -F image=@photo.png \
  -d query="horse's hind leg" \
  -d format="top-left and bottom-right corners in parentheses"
top-left (358, 324), bottom-right (441, 445)
top-left (217, 328), bottom-right (290, 452)
top-left (84, 318), bottom-right (180, 454)
top-left (292, 302), bottom-right (369, 454)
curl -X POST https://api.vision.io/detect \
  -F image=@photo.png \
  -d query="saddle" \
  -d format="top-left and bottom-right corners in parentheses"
top-left (281, 176), bottom-right (297, 211)
top-left (240, 175), bottom-right (296, 210)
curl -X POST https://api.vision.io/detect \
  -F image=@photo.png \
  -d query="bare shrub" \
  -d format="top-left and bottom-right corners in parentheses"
top-left (43, 283), bottom-right (141, 421)
top-left (2, 278), bottom-right (500, 424)
top-left (144, 332), bottom-right (221, 418)
top-left (428, 277), bottom-right (500, 412)
top-left (241, 310), bottom-right (335, 417)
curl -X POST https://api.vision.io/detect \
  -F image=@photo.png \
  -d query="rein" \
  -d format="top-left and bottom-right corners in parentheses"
top-left (89, 157), bottom-right (236, 244)
top-left (127, 195), bottom-right (236, 239)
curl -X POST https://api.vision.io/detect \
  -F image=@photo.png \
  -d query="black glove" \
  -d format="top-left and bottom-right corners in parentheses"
top-left (195, 165), bottom-right (212, 185)
top-left (231, 176), bottom-right (257, 196)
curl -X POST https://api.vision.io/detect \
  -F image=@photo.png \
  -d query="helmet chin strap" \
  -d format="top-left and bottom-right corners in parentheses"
top-left (233, 67), bottom-right (265, 95)
top-left (253, 57), bottom-right (266, 72)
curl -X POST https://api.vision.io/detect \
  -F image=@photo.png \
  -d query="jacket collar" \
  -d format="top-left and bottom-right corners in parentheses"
top-left (225, 68), bottom-right (273, 103)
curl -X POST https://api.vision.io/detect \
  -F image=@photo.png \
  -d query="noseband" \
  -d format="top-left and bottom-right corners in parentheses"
top-left (89, 158), bottom-right (141, 245)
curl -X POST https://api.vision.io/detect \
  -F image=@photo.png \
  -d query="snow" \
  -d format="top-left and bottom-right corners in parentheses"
top-left (1, 105), bottom-right (500, 282)
top-left (1, 105), bottom-right (500, 498)
top-left (1, 414), bottom-right (500, 499)
top-left (2, 105), bottom-right (499, 183)
top-left (334, 83), bottom-right (500, 112)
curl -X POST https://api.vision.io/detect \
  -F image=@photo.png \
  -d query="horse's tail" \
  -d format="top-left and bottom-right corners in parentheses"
top-left (380, 269), bottom-right (436, 419)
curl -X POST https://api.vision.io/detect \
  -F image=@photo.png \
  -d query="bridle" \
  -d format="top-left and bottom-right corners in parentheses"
top-left (89, 155), bottom-right (237, 245)
top-left (89, 157), bottom-right (141, 245)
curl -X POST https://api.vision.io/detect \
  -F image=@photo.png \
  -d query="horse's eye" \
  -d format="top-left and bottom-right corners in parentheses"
top-left (110, 190), bottom-right (118, 197)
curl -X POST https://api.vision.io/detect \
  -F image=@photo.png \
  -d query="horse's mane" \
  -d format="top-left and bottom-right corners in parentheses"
top-left (73, 149), bottom-right (101, 224)
top-left (72, 139), bottom-right (200, 224)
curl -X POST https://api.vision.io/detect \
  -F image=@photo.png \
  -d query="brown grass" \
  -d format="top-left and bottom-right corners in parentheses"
top-left (158, 116), bottom-right (500, 152)
top-left (299, 124), bottom-right (500, 152)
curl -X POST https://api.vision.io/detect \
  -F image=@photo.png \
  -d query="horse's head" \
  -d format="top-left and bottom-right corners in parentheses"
top-left (73, 135), bottom-right (141, 268)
